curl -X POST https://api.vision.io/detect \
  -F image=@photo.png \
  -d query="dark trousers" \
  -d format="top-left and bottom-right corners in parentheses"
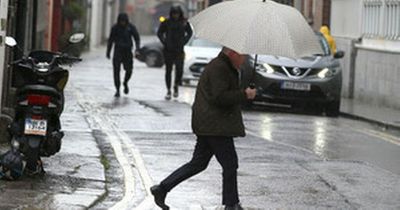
top-left (160, 135), bottom-right (239, 206)
top-left (164, 52), bottom-right (184, 91)
top-left (113, 50), bottom-right (133, 91)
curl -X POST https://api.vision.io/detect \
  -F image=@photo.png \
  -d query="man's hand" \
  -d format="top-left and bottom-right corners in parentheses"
top-left (245, 87), bottom-right (256, 100)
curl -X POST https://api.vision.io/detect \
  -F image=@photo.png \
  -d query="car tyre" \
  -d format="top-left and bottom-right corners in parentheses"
top-left (182, 79), bottom-right (191, 85)
top-left (325, 100), bottom-right (340, 117)
top-left (242, 100), bottom-right (253, 110)
top-left (145, 51), bottom-right (162, 67)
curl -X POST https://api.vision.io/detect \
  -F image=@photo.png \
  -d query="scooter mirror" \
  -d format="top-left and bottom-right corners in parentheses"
top-left (5, 36), bottom-right (17, 47)
top-left (69, 33), bottom-right (85, 44)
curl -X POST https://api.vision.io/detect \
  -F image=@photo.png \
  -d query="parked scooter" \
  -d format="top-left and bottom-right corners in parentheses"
top-left (2, 33), bottom-right (84, 178)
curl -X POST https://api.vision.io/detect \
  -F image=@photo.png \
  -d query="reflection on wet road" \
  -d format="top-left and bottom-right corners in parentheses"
top-left (243, 111), bottom-right (400, 175)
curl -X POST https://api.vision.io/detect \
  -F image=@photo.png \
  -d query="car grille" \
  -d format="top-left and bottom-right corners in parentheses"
top-left (268, 64), bottom-right (321, 78)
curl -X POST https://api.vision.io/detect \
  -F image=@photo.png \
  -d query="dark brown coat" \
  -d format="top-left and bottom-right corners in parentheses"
top-left (192, 52), bottom-right (247, 137)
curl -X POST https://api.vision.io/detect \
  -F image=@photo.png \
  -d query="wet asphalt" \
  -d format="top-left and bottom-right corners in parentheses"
top-left (0, 40), bottom-right (400, 209)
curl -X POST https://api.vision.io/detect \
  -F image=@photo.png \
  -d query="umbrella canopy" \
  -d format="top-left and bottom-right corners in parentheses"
top-left (189, 0), bottom-right (323, 58)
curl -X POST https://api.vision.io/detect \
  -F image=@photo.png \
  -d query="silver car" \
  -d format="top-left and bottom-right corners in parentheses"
top-left (241, 33), bottom-right (345, 116)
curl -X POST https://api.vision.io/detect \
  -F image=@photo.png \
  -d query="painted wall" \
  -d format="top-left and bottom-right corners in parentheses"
top-left (354, 49), bottom-right (400, 108)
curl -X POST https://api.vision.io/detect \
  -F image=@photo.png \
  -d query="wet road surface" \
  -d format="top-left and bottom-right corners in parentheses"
top-left (71, 45), bottom-right (399, 209)
top-left (1, 41), bottom-right (400, 209)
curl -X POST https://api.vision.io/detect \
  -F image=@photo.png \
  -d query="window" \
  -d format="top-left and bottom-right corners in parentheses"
top-left (316, 33), bottom-right (331, 55)
top-left (362, 0), bottom-right (400, 40)
top-left (383, 0), bottom-right (400, 39)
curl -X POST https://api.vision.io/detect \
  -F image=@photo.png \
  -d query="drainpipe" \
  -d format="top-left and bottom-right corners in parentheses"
top-left (0, 0), bottom-right (11, 143)
top-left (348, 38), bottom-right (362, 99)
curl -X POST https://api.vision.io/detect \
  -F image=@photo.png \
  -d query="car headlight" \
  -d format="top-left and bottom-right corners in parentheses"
top-left (256, 63), bottom-right (275, 74)
top-left (317, 68), bottom-right (333, 78)
top-left (185, 52), bottom-right (192, 61)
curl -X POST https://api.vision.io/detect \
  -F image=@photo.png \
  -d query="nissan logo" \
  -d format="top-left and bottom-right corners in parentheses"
top-left (292, 67), bottom-right (301, 76)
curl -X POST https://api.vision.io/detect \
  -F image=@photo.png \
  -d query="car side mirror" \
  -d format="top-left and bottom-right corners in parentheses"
top-left (334, 51), bottom-right (345, 59)
top-left (68, 33), bottom-right (85, 44)
top-left (5, 36), bottom-right (17, 47)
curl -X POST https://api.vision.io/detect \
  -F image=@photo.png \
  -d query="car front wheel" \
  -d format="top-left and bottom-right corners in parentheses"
top-left (145, 51), bottom-right (162, 67)
top-left (325, 100), bottom-right (340, 117)
top-left (182, 79), bottom-right (191, 85)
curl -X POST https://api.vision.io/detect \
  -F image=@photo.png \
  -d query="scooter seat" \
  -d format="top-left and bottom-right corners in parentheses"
top-left (16, 85), bottom-right (62, 99)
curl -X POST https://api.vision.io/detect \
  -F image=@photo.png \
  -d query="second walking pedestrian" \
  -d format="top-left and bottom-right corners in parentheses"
top-left (157, 6), bottom-right (193, 100)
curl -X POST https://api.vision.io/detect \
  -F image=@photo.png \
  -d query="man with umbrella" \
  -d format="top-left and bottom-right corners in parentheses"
top-left (151, 0), bottom-right (323, 209)
top-left (150, 47), bottom-right (256, 210)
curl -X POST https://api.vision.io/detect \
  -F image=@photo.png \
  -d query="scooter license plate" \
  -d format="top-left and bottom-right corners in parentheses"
top-left (24, 118), bottom-right (47, 136)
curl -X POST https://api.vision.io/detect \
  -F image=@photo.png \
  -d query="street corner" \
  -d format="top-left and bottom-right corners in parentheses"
top-left (0, 130), bottom-right (107, 209)
top-left (42, 130), bottom-right (107, 207)
top-left (0, 169), bottom-right (105, 210)
top-left (49, 187), bottom-right (106, 210)
top-left (42, 128), bottom-right (105, 181)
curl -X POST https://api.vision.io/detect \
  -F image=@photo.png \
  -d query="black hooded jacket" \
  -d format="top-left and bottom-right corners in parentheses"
top-left (157, 6), bottom-right (193, 54)
top-left (107, 13), bottom-right (140, 56)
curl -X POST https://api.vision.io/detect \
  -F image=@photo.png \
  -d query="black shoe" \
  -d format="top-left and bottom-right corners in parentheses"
top-left (150, 185), bottom-right (169, 210)
top-left (114, 91), bottom-right (120, 97)
top-left (225, 203), bottom-right (244, 210)
top-left (123, 83), bottom-right (129, 94)
top-left (165, 91), bottom-right (171, 100)
top-left (173, 86), bottom-right (178, 98)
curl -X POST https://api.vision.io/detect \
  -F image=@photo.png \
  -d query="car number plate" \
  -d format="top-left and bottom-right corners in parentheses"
top-left (24, 118), bottom-right (47, 136)
top-left (281, 81), bottom-right (311, 91)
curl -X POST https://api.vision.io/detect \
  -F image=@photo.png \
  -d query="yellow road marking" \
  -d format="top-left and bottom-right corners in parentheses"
top-left (352, 127), bottom-right (400, 146)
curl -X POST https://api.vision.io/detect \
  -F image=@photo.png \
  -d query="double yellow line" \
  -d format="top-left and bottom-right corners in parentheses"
top-left (352, 126), bottom-right (400, 146)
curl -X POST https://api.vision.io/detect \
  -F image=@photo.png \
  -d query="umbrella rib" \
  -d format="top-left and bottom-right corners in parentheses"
top-left (266, 2), bottom-right (297, 57)
top-left (244, 1), bottom-right (297, 57)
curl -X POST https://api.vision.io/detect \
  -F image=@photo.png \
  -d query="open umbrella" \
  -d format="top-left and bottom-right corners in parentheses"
top-left (189, 0), bottom-right (323, 58)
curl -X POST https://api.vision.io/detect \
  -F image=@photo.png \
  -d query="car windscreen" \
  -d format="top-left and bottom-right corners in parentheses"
top-left (189, 39), bottom-right (221, 48)
top-left (317, 33), bottom-right (331, 56)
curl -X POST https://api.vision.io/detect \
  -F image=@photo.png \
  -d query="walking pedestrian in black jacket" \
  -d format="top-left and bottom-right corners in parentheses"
top-left (107, 13), bottom-right (140, 97)
top-left (157, 6), bottom-right (193, 100)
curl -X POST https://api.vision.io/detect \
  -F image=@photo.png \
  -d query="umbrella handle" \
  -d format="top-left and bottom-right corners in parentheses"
top-left (249, 54), bottom-right (258, 89)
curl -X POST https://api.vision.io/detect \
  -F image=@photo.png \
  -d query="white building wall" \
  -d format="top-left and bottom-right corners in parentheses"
top-left (331, 0), bottom-right (400, 108)
top-left (331, 0), bottom-right (363, 38)
top-left (90, 0), bottom-right (105, 48)
top-left (334, 37), bottom-right (355, 98)
top-left (90, 1), bottom-right (119, 49)
top-left (0, 0), bottom-right (9, 108)
top-left (355, 49), bottom-right (400, 109)
top-left (105, 4), bottom-right (113, 40)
